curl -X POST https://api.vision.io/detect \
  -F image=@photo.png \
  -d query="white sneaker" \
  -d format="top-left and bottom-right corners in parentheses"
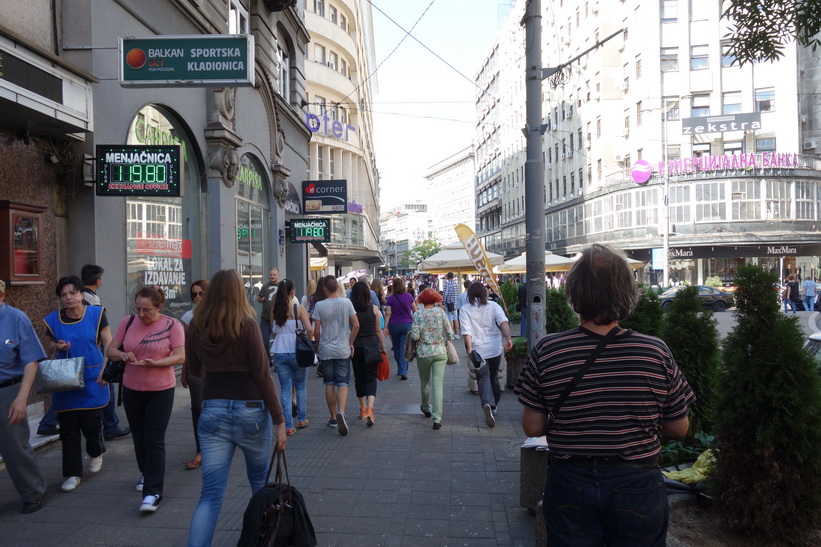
top-left (483, 404), bottom-right (496, 429)
top-left (89, 455), bottom-right (103, 473)
top-left (61, 476), bottom-right (81, 492)
top-left (136, 476), bottom-right (144, 492)
top-left (139, 494), bottom-right (161, 512)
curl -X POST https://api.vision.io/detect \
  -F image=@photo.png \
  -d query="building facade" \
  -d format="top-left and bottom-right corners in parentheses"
top-left (1, 0), bottom-right (312, 322)
top-left (476, 0), bottom-right (821, 285)
top-left (424, 147), bottom-right (476, 245)
top-left (378, 202), bottom-right (431, 276)
top-left (304, 0), bottom-right (381, 277)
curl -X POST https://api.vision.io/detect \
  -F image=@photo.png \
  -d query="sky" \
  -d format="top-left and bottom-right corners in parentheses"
top-left (368, 0), bottom-right (513, 211)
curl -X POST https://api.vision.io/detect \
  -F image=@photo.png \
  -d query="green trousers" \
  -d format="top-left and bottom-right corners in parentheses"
top-left (417, 353), bottom-right (447, 423)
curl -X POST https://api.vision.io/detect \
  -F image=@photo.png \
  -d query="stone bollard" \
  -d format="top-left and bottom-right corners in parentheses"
top-left (520, 446), bottom-right (549, 512)
top-left (535, 499), bottom-right (547, 546)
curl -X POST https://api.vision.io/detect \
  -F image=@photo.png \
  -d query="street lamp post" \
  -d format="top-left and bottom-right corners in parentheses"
top-left (662, 105), bottom-right (670, 287)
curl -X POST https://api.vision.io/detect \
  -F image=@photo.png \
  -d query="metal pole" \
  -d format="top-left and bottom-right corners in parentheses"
top-left (662, 107), bottom-right (670, 287)
top-left (524, 0), bottom-right (546, 349)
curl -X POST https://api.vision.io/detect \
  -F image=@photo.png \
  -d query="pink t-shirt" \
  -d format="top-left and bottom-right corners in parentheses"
top-left (112, 315), bottom-right (185, 391)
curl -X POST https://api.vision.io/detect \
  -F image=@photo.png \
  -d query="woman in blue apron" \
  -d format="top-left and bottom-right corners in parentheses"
top-left (43, 276), bottom-right (111, 493)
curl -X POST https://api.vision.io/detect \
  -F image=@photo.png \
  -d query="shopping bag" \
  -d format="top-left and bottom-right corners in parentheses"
top-left (377, 352), bottom-right (390, 381)
top-left (35, 355), bottom-right (85, 394)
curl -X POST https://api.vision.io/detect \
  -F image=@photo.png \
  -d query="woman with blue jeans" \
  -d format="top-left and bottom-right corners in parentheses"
top-left (185, 270), bottom-right (286, 547)
top-left (384, 278), bottom-right (417, 380)
top-left (270, 279), bottom-right (313, 435)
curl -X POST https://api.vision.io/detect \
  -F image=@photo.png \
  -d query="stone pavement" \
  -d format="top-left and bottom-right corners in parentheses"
top-left (0, 340), bottom-right (536, 546)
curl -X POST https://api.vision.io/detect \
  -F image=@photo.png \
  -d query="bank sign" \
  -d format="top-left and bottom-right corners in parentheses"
top-left (302, 179), bottom-right (347, 214)
top-left (119, 35), bottom-right (254, 87)
top-left (681, 112), bottom-right (761, 135)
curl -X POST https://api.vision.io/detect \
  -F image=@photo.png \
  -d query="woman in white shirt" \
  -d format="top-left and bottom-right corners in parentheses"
top-left (459, 282), bottom-right (512, 429)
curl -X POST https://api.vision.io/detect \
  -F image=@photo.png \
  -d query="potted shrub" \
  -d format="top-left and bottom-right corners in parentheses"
top-left (504, 336), bottom-right (529, 388)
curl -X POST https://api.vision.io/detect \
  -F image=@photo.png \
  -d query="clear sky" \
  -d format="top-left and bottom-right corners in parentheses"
top-left (369, 0), bottom-right (513, 211)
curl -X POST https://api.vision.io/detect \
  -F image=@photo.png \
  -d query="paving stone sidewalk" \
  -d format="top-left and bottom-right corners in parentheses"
top-left (0, 341), bottom-right (536, 546)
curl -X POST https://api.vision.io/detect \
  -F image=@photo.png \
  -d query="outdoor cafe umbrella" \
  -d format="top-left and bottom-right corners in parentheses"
top-left (495, 251), bottom-right (576, 274)
top-left (417, 242), bottom-right (505, 275)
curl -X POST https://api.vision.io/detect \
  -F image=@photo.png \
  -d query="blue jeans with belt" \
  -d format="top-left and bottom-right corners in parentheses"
top-left (388, 322), bottom-right (412, 376)
top-left (188, 399), bottom-right (273, 547)
top-left (544, 460), bottom-right (668, 546)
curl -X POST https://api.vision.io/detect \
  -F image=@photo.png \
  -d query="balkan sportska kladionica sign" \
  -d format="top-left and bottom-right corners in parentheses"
top-left (302, 179), bottom-right (347, 214)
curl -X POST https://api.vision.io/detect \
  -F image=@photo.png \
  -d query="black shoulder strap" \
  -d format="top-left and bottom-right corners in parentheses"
top-left (548, 325), bottom-right (621, 426)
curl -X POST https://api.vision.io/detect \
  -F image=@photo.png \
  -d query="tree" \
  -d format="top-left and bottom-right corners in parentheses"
top-left (621, 286), bottom-right (664, 338)
top-left (660, 286), bottom-right (720, 434)
top-left (724, 1), bottom-right (821, 64)
top-left (500, 279), bottom-right (519, 313)
top-left (713, 264), bottom-right (821, 543)
top-left (400, 239), bottom-right (442, 269)
top-left (544, 287), bottom-right (578, 334)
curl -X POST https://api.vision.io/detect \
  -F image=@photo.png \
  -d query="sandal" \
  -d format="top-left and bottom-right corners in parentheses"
top-left (186, 453), bottom-right (202, 470)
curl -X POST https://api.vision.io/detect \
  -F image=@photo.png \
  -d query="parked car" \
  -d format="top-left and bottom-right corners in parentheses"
top-left (660, 285), bottom-right (735, 312)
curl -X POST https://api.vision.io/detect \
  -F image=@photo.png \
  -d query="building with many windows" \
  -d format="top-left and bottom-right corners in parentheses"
top-left (425, 147), bottom-right (476, 245)
top-left (304, 0), bottom-right (381, 275)
top-left (476, 0), bottom-right (821, 285)
top-left (378, 203), bottom-right (432, 276)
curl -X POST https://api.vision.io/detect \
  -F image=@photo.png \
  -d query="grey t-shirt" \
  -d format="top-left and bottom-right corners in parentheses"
top-left (312, 297), bottom-right (356, 360)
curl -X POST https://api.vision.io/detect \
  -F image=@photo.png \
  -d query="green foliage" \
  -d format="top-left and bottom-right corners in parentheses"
top-left (621, 286), bottom-right (664, 338)
top-left (401, 239), bottom-right (442, 268)
top-left (723, 1), bottom-right (821, 65)
top-left (660, 431), bottom-right (717, 468)
top-left (500, 280), bottom-right (519, 312)
top-left (704, 275), bottom-right (721, 288)
top-left (544, 287), bottom-right (579, 334)
top-left (504, 336), bottom-right (529, 358)
top-left (714, 264), bottom-right (821, 543)
top-left (660, 286), bottom-right (720, 434)
top-left (506, 311), bottom-right (521, 325)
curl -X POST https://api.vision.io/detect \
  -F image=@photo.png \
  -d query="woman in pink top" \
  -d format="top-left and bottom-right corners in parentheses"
top-left (105, 286), bottom-right (185, 513)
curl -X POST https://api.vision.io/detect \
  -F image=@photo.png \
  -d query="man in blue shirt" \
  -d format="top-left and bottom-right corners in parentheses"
top-left (0, 280), bottom-right (48, 513)
top-left (443, 272), bottom-right (459, 339)
top-left (803, 276), bottom-right (817, 312)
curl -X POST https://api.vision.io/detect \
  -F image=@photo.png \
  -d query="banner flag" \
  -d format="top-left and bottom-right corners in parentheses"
top-left (454, 223), bottom-right (507, 314)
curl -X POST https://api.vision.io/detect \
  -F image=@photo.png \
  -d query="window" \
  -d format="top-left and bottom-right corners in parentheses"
top-left (661, 47), bottom-right (678, 71)
top-left (766, 180), bottom-right (790, 219)
top-left (691, 94), bottom-right (710, 117)
top-left (316, 146), bottom-right (325, 179)
top-left (722, 41), bottom-right (737, 67)
top-left (664, 97), bottom-right (680, 120)
top-left (339, 14), bottom-right (347, 31)
top-left (276, 43), bottom-right (290, 101)
top-left (328, 51), bottom-right (337, 70)
top-left (0, 202), bottom-right (45, 284)
top-left (570, 172), bottom-right (576, 194)
top-left (667, 144), bottom-right (681, 162)
top-left (624, 112), bottom-right (630, 137)
top-left (314, 0), bottom-right (324, 16)
top-left (597, 159), bottom-right (602, 181)
top-left (636, 101), bottom-right (643, 125)
top-left (669, 185), bottom-right (691, 224)
top-left (690, 45), bottom-right (709, 70)
top-left (315, 44), bottom-right (326, 64)
top-left (228, 0), bottom-right (249, 34)
top-left (756, 137), bottom-right (776, 152)
top-left (329, 5), bottom-right (337, 23)
top-left (635, 55), bottom-right (642, 79)
top-left (340, 58), bottom-right (348, 78)
top-left (755, 88), bottom-right (775, 112)
top-left (314, 95), bottom-right (326, 117)
top-left (732, 180), bottom-right (761, 220)
top-left (596, 117), bottom-right (601, 137)
top-left (796, 181), bottom-right (815, 220)
top-left (693, 142), bottom-right (711, 157)
top-left (723, 140), bottom-right (743, 154)
top-left (661, 0), bottom-right (678, 23)
top-left (579, 168), bottom-right (584, 189)
top-left (722, 91), bottom-right (741, 114)
top-left (329, 148), bottom-right (335, 178)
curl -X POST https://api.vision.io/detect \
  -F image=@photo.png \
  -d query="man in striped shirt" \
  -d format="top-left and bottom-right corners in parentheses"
top-left (442, 272), bottom-right (459, 339)
top-left (516, 244), bottom-right (694, 546)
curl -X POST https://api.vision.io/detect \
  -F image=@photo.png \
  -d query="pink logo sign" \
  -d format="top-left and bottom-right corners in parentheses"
top-left (632, 160), bottom-right (652, 184)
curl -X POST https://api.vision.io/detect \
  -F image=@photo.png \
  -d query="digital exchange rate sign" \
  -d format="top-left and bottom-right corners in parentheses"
top-left (290, 218), bottom-right (331, 243)
top-left (96, 145), bottom-right (183, 197)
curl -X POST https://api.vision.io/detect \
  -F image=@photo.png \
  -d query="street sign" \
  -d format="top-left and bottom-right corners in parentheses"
top-left (681, 112), bottom-right (761, 135)
top-left (119, 35), bottom-right (254, 87)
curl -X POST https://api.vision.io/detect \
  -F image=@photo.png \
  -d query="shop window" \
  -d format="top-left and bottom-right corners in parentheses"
top-left (0, 201), bottom-right (45, 285)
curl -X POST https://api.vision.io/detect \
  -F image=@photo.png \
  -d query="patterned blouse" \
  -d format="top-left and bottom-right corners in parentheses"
top-left (409, 306), bottom-right (453, 358)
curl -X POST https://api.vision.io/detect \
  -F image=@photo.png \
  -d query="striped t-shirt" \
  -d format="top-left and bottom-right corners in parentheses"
top-left (515, 326), bottom-right (695, 460)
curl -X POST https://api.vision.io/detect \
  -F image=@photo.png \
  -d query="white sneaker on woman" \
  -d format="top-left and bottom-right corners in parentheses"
top-left (89, 455), bottom-right (103, 473)
top-left (61, 476), bottom-right (81, 492)
top-left (139, 494), bottom-right (161, 512)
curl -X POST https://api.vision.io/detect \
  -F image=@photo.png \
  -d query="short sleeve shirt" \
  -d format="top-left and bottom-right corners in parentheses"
top-left (312, 298), bottom-right (356, 360)
top-left (0, 304), bottom-right (47, 382)
top-left (459, 301), bottom-right (508, 360)
top-left (112, 315), bottom-right (185, 391)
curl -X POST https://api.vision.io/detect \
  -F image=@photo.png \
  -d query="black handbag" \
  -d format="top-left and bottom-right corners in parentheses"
top-left (101, 315), bottom-right (136, 384)
top-left (294, 305), bottom-right (315, 368)
top-left (237, 449), bottom-right (317, 547)
top-left (362, 343), bottom-right (382, 365)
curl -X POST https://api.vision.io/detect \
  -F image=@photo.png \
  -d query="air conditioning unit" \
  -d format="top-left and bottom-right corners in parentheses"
top-left (615, 155), bottom-right (623, 164)
top-left (804, 139), bottom-right (817, 150)
top-left (566, 105), bottom-right (574, 119)
top-left (546, 162), bottom-right (553, 169)
top-left (567, 150), bottom-right (574, 158)
top-left (561, 153), bottom-right (566, 160)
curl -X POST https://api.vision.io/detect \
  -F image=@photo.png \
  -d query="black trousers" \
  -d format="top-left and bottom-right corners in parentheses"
top-left (123, 386), bottom-right (175, 497)
top-left (58, 409), bottom-right (104, 478)
top-left (351, 345), bottom-right (378, 398)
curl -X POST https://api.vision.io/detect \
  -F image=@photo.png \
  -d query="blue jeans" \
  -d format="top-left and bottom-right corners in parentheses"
top-left (188, 399), bottom-right (273, 547)
top-left (319, 358), bottom-right (351, 386)
top-left (273, 352), bottom-right (307, 429)
top-left (520, 307), bottom-right (528, 337)
top-left (388, 322), bottom-right (412, 376)
top-left (805, 295), bottom-right (816, 312)
top-left (102, 383), bottom-right (121, 436)
top-left (260, 319), bottom-right (272, 355)
top-left (784, 298), bottom-right (797, 314)
top-left (476, 354), bottom-right (502, 409)
top-left (544, 461), bottom-right (668, 546)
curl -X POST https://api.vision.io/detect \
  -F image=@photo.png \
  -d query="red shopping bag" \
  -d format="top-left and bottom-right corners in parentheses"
top-left (377, 352), bottom-right (390, 381)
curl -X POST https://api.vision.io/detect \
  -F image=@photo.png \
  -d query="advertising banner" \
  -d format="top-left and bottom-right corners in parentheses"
top-left (454, 223), bottom-right (507, 313)
top-left (302, 179), bottom-right (347, 214)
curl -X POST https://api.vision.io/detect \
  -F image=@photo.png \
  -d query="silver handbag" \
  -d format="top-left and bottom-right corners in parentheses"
top-left (35, 349), bottom-right (85, 394)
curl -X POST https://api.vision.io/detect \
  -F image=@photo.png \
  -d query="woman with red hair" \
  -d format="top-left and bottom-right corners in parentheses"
top-left (409, 288), bottom-right (452, 430)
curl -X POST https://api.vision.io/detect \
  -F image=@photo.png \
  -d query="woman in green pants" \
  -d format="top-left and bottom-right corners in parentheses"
top-left (409, 288), bottom-right (453, 430)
